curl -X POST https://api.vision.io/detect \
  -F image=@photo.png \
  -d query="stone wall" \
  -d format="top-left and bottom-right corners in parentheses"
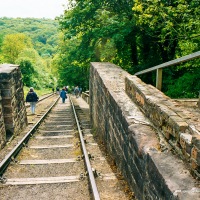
top-left (0, 64), bottom-right (27, 147)
top-left (90, 62), bottom-right (200, 200)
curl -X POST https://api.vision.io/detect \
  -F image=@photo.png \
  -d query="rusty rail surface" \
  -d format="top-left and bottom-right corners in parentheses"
top-left (70, 96), bottom-right (100, 200)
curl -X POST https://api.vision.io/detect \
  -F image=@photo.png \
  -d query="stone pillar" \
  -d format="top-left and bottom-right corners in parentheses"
top-left (0, 64), bottom-right (28, 143)
top-left (0, 90), bottom-right (6, 148)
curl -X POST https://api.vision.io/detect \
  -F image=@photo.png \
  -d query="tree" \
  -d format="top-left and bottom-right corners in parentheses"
top-left (132, 0), bottom-right (200, 95)
top-left (16, 58), bottom-right (35, 87)
top-left (57, 0), bottom-right (137, 88)
top-left (1, 33), bottom-right (32, 63)
top-left (57, 0), bottom-right (199, 97)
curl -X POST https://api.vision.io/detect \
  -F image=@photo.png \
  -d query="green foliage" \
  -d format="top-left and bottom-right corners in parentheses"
top-left (17, 58), bottom-right (35, 87)
top-left (56, 0), bottom-right (199, 97)
top-left (0, 17), bottom-right (59, 90)
top-left (2, 33), bottom-right (33, 63)
top-left (56, 0), bottom-right (136, 89)
top-left (0, 17), bottom-right (59, 57)
top-left (166, 67), bottom-right (200, 98)
top-left (18, 48), bottom-right (40, 64)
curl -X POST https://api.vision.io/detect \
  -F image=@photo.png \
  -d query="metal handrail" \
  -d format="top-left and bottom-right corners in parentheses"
top-left (134, 51), bottom-right (200, 90)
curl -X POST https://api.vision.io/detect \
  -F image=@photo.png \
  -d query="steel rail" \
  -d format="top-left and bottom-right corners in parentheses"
top-left (0, 96), bottom-right (60, 176)
top-left (69, 96), bottom-right (100, 200)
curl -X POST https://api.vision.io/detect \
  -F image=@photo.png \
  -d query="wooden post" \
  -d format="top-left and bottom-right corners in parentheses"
top-left (156, 68), bottom-right (162, 90)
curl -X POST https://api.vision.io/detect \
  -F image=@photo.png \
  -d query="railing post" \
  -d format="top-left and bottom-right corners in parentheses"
top-left (156, 68), bottom-right (162, 90)
top-left (134, 51), bottom-right (200, 91)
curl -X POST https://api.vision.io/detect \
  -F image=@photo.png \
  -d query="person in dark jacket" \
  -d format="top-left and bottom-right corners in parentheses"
top-left (26, 87), bottom-right (39, 114)
top-left (60, 87), bottom-right (67, 103)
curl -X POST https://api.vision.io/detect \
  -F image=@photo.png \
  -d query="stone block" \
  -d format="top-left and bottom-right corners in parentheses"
top-left (192, 134), bottom-right (200, 149)
top-left (3, 106), bottom-right (13, 115)
top-left (0, 79), bottom-right (14, 88)
top-left (191, 147), bottom-right (200, 165)
top-left (162, 126), bottom-right (172, 140)
top-left (127, 163), bottom-right (143, 191)
top-left (1, 86), bottom-right (16, 98)
top-left (168, 116), bottom-right (188, 138)
top-left (180, 133), bottom-right (192, 153)
top-left (191, 158), bottom-right (198, 170)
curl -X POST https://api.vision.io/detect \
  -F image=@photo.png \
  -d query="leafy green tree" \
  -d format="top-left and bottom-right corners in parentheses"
top-left (0, 34), bottom-right (4, 63)
top-left (132, 0), bottom-right (200, 94)
top-left (18, 48), bottom-right (40, 63)
top-left (1, 33), bottom-right (32, 63)
top-left (132, 0), bottom-right (199, 60)
top-left (57, 0), bottom-right (137, 88)
top-left (16, 58), bottom-right (35, 87)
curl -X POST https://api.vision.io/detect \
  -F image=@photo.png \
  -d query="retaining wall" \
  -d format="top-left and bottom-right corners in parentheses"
top-left (90, 62), bottom-right (200, 200)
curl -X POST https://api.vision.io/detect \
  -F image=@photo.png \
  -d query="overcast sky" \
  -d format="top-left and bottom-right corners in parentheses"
top-left (0, 0), bottom-right (68, 19)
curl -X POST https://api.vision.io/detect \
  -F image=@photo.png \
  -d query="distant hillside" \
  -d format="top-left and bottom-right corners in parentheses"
top-left (0, 17), bottom-right (60, 56)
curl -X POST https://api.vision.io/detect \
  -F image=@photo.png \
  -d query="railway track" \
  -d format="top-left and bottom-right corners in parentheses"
top-left (0, 95), bottom-right (132, 200)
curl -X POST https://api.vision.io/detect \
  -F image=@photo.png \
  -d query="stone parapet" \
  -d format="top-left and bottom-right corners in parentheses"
top-left (0, 64), bottom-right (27, 145)
top-left (0, 90), bottom-right (6, 148)
top-left (125, 75), bottom-right (200, 178)
top-left (90, 62), bottom-right (200, 200)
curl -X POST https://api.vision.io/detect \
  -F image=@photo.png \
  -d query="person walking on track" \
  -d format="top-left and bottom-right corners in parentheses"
top-left (74, 86), bottom-right (79, 98)
top-left (26, 87), bottom-right (39, 115)
top-left (60, 87), bottom-right (67, 103)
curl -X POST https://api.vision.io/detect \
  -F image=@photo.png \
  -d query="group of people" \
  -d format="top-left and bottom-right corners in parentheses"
top-left (57, 85), bottom-right (83, 102)
top-left (25, 85), bottom-right (83, 114)
top-left (55, 86), bottom-right (82, 98)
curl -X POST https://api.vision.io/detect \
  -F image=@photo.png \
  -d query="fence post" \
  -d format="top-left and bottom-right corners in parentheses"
top-left (156, 68), bottom-right (162, 90)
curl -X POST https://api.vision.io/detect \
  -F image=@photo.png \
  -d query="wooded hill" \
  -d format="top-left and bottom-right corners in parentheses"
top-left (0, 17), bottom-right (59, 56)
top-left (0, 17), bottom-right (60, 89)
